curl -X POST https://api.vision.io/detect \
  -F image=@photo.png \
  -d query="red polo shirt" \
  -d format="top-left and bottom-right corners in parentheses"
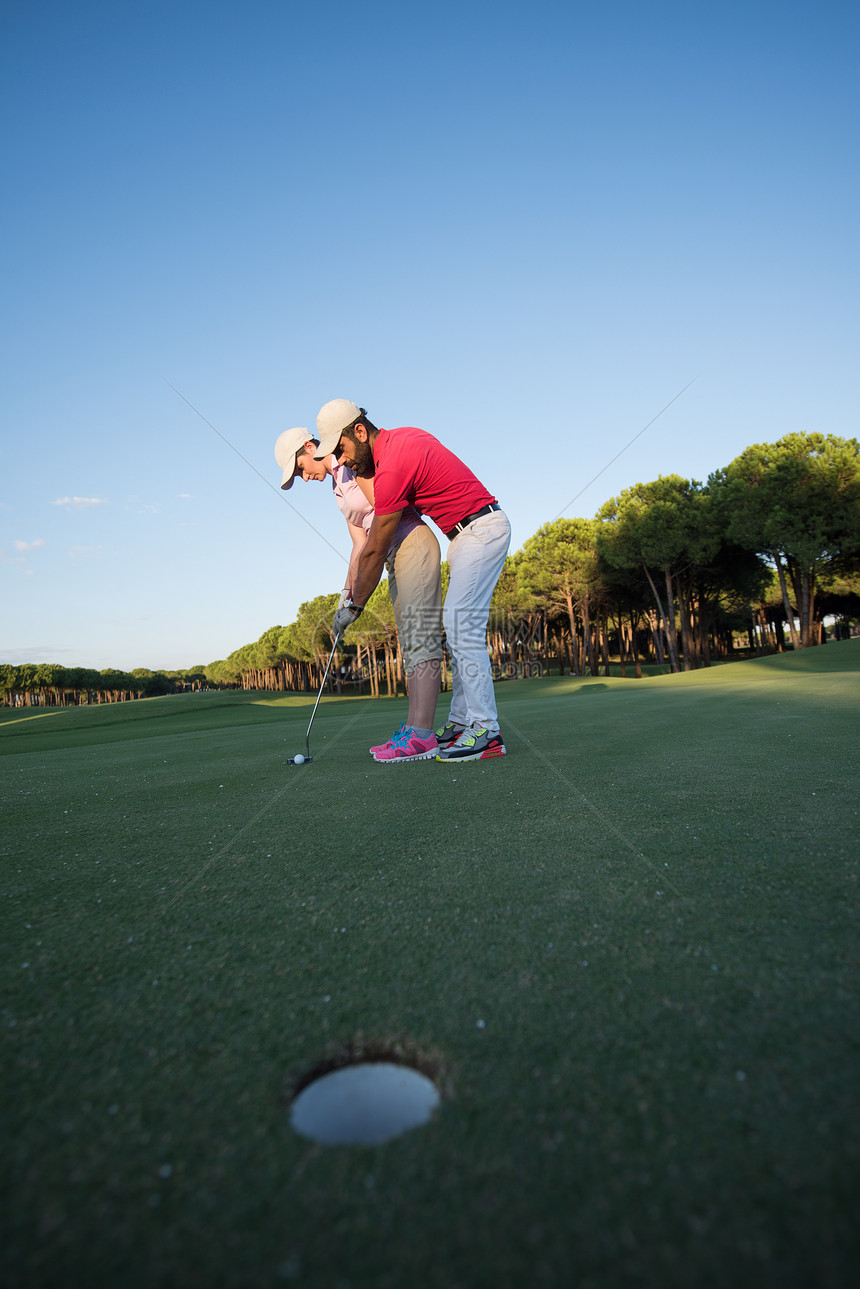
top-left (371, 427), bottom-right (496, 536)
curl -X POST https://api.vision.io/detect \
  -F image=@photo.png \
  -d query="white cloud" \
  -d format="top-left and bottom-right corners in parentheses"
top-left (51, 496), bottom-right (108, 509)
top-left (13, 539), bottom-right (45, 553)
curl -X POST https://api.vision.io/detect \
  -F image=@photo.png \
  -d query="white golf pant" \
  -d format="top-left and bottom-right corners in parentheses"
top-left (443, 509), bottom-right (511, 732)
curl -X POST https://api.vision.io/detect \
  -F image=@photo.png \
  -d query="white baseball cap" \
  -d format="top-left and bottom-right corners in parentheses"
top-left (274, 427), bottom-right (315, 490)
top-left (314, 399), bottom-right (362, 459)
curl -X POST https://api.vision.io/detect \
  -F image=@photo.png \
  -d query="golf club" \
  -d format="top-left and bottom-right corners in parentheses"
top-left (289, 630), bottom-right (342, 765)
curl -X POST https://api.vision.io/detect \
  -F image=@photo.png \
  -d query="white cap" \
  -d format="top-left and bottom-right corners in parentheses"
top-left (314, 399), bottom-right (362, 459)
top-left (274, 427), bottom-right (315, 490)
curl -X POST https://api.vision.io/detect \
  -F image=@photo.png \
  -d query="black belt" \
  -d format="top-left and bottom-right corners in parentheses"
top-left (445, 503), bottom-right (500, 541)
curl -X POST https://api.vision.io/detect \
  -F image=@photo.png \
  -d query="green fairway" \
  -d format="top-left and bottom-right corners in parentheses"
top-left (3, 641), bottom-right (859, 1288)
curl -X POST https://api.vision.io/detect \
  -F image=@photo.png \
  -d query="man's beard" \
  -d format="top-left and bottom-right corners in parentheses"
top-left (350, 438), bottom-right (375, 477)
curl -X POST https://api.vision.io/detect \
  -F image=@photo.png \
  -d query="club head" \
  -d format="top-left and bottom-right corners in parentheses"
top-left (288, 756), bottom-right (313, 766)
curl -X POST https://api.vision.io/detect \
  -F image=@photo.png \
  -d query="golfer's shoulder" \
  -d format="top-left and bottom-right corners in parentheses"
top-left (383, 425), bottom-right (441, 455)
top-left (383, 424), bottom-right (428, 440)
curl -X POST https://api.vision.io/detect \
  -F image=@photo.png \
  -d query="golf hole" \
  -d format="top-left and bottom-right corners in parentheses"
top-left (290, 1057), bottom-right (441, 1146)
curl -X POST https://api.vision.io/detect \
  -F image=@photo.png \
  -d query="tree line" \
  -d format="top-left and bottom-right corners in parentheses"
top-left (4, 432), bottom-right (859, 708)
top-left (0, 665), bottom-right (207, 708)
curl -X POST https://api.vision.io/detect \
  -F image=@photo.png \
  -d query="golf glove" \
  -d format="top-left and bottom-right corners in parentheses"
top-left (333, 601), bottom-right (363, 636)
top-left (337, 588), bottom-right (351, 610)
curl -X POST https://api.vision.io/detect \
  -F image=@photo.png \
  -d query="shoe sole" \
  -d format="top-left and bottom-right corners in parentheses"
top-left (371, 748), bottom-right (439, 763)
top-left (437, 743), bottom-right (506, 762)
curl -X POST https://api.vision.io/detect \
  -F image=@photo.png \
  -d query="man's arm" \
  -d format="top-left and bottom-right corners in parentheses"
top-left (352, 510), bottom-right (402, 605)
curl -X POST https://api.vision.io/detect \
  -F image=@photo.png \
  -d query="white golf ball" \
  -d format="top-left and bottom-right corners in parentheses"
top-left (293, 754), bottom-right (305, 764)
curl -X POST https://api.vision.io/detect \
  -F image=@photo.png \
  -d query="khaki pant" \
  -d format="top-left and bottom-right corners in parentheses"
top-left (386, 523), bottom-right (443, 674)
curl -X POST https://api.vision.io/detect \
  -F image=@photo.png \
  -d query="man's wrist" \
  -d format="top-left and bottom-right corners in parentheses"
top-left (346, 598), bottom-right (364, 616)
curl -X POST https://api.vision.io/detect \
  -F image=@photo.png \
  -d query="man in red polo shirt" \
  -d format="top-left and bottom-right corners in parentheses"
top-left (317, 399), bottom-right (511, 763)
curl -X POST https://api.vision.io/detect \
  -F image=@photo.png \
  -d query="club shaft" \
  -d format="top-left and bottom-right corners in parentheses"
top-left (305, 632), bottom-right (341, 756)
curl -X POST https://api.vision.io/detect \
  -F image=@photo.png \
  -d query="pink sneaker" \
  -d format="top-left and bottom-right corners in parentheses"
top-left (372, 726), bottom-right (439, 763)
top-left (370, 724), bottom-right (406, 757)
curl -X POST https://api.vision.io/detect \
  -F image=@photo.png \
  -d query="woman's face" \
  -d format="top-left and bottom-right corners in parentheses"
top-left (294, 444), bottom-right (328, 483)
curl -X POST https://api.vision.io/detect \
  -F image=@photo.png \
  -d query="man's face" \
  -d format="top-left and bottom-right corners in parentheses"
top-left (337, 426), bottom-right (375, 477)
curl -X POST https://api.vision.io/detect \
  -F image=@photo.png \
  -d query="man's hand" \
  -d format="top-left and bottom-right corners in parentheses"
top-left (333, 600), bottom-right (363, 637)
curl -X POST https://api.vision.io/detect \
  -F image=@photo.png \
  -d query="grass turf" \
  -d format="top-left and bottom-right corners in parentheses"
top-left (2, 640), bottom-right (859, 1288)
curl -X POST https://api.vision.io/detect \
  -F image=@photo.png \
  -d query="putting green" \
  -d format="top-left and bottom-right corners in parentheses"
top-left (2, 640), bottom-right (859, 1287)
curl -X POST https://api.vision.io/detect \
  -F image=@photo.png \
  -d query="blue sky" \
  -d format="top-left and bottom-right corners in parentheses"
top-left (2, 0), bottom-right (858, 670)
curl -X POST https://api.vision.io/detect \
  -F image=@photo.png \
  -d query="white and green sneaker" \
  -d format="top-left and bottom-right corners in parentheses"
top-left (436, 725), bottom-right (506, 762)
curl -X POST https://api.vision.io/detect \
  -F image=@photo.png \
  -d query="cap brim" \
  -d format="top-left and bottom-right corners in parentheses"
top-left (275, 428), bottom-right (310, 487)
top-left (313, 426), bottom-right (347, 460)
